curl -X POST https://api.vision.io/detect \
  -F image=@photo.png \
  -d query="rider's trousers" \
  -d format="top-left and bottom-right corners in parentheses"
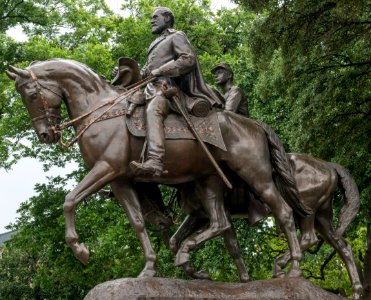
top-left (145, 95), bottom-right (170, 163)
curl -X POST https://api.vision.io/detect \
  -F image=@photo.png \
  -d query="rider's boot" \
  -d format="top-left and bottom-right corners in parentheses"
top-left (130, 96), bottom-right (168, 176)
top-left (130, 157), bottom-right (163, 176)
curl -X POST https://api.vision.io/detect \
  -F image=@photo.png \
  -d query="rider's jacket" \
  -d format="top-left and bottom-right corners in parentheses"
top-left (142, 28), bottom-right (223, 111)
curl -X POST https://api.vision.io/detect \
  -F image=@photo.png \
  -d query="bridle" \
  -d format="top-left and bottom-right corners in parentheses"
top-left (27, 69), bottom-right (63, 125)
top-left (26, 68), bottom-right (156, 147)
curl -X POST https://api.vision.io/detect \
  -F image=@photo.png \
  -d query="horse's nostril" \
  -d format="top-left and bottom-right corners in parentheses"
top-left (40, 132), bottom-right (48, 140)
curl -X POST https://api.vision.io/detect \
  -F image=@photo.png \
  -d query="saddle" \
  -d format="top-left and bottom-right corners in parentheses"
top-left (126, 104), bottom-right (227, 151)
top-left (110, 58), bottom-right (226, 150)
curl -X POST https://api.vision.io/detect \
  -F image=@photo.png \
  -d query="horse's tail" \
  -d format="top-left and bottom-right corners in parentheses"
top-left (329, 162), bottom-right (360, 240)
top-left (255, 120), bottom-right (312, 217)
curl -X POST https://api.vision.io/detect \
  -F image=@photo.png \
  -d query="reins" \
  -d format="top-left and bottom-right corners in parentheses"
top-left (28, 68), bottom-right (155, 148)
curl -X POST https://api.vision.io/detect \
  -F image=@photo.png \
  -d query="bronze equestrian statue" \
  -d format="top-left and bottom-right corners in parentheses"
top-left (6, 56), bottom-right (305, 279)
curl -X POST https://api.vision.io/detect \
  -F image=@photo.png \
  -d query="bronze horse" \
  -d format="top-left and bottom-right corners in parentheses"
top-left (164, 154), bottom-right (362, 299)
top-left (7, 58), bottom-right (306, 278)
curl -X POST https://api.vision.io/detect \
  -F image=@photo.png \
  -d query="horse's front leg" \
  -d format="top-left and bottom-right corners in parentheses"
top-left (64, 161), bottom-right (118, 265)
top-left (110, 180), bottom-right (157, 277)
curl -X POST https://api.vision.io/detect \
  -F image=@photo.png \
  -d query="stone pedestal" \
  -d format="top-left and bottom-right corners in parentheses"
top-left (84, 277), bottom-right (347, 300)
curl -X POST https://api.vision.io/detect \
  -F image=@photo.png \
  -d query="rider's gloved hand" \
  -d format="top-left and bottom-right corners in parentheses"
top-left (150, 68), bottom-right (161, 77)
top-left (140, 66), bottom-right (150, 79)
top-left (112, 66), bottom-right (118, 79)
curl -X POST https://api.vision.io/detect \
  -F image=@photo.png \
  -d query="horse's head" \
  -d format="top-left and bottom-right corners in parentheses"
top-left (6, 65), bottom-right (63, 144)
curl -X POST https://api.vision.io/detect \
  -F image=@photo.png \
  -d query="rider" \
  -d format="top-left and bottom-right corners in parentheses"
top-left (211, 64), bottom-right (269, 223)
top-left (211, 63), bottom-right (249, 117)
top-left (130, 7), bottom-right (223, 176)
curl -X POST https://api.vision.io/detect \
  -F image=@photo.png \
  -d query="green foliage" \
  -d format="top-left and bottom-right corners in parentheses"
top-left (238, 0), bottom-right (370, 296)
top-left (244, 0), bottom-right (370, 188)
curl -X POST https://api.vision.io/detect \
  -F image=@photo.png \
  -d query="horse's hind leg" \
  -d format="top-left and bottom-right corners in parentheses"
top-left (170, 215), bottom-right (211, 279)
top-left (223, 225), bottom-right (250, 282)
top-left (177, 217), bottom-right (250, 282)
top-left (175, 176), bottom-right (231, 268)
top-left (261, 184), bottom-right (302, 277)
top-left (230, 167), bottom-right (302, 277)
top-left (64, 161), bottom-right (118, 265)
top-left (169, 215), bottom-right (207, 254)
top-left (315, 210), bottom-right (363, 299)
top-left (138, 183), bottom-right (173, 245)
top-left (110, 180), bottom-right (157, 277)
top-left (274, 215), bottom-right (318, 277)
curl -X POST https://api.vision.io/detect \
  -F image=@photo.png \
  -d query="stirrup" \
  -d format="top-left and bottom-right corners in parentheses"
top-left (130, 160), bottom-right (163, 177)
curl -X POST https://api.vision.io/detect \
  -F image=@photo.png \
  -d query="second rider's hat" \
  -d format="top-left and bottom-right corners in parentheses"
top-left (111, 57), bottom-right (141, 87)
top-left (211, 63), bottom-right (233, 74)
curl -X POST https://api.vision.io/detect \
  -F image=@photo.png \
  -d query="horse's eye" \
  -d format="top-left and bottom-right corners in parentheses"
top-left (30, 92), bottom-right (38, 100)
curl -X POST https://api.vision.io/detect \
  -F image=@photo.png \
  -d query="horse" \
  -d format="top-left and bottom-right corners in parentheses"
top-left (7, 58), bottom-right (305, 278)
top-left (161, 153), bottom-right (362, 299)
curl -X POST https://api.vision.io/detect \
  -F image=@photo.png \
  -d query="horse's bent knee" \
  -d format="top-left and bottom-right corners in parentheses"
top-left (275, 207), bottom-right (294, 228)
top-left (291, 252), bottom-right (302, 262)
top-left (275, 252), bottom-right (291, 267)
top-left (63, 194), bottom-right (75, 213)
top-left (130, 216), bottom-right (145, 232)
top-left (210, 220), bottom-right (231, 234)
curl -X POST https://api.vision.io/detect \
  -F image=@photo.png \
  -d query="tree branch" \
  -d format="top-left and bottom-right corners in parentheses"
top-left (307, 60), bottom-right (371, 74)
top-left (307, 239), bottom-right (324, 255)
top-left (0, 0), bottom-right (24, 21)
top-left (305, 250), bottom-right (336, 280)
top-left (320, 250), bottom-right (336, 279)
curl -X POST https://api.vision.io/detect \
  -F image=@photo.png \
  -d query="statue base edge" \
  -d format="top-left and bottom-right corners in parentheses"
top-left (84, 277), bottom-right (347, 300)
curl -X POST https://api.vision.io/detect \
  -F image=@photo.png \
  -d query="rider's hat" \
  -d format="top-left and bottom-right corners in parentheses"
top-left (111, 57), bottom-right (141, 87)
top-left (211, 63), bottom-right (233, 74)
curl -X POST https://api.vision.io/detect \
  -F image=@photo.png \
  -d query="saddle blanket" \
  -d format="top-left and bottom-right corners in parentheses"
top-left (126, 106), bottom-right (227, 151)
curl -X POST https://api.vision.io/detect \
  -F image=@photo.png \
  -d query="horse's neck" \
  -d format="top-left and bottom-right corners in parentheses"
top-left (61, 75), bottom-right (118, 120)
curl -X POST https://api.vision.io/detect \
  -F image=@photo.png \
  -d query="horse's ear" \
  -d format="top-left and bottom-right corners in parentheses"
top-left (7, 65), bottom-right (29, 80)
top-left (6, 70), bottom-right (17, 81)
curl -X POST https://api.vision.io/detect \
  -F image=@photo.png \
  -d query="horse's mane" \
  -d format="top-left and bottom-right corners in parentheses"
top-left (28, 58), bottom-right (109, 92)
top-left (30, 58), bottom-right (99, 74)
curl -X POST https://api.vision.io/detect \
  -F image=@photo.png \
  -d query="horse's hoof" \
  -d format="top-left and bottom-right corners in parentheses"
top-left (240, 274), bottom-right (250, 283)
top-left (181, 262), bottom-right (210, 280)
top-left (138, 268), bottom-right (156, 277)
top-left (353, 293), bottom-right (361, 300)
top-left (75, 243), bottom-right (89, 265)
top-left (286, 268), bottom-right (302, 278)
top-left (192, 270), bottom-right (211, 280)
top-left (175, 251), bottom-right (189, 266)
top-left (273, 271), bottom-right (285, 278)
top-left (352, 283), bottom-right (363, 300)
